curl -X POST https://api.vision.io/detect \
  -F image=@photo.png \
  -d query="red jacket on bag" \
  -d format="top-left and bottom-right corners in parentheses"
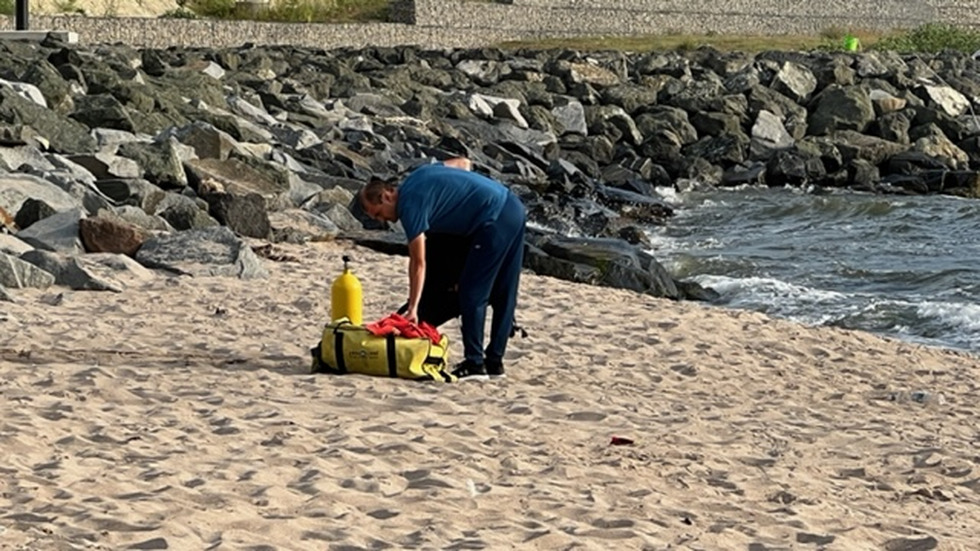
top-left (364, 314), bottom-right (443, 345)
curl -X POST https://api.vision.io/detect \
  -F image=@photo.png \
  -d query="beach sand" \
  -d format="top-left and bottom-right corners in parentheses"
top-left (1, 239), bottom-right (977, 550)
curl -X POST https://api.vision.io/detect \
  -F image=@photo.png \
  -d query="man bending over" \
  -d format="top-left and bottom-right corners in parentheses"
top-left (359, 158), bottom-right (526, 381)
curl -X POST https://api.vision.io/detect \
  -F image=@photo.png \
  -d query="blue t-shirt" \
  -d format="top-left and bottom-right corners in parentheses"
top-left (397, 163), bottom-right (508, 241)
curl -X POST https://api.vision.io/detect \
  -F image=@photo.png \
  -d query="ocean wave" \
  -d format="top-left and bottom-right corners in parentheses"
top-left (648, 189), bottom-right (979, 351)
top-left (693, 273), bottom-right (849, 311)
top-left (917, 301), bottom-right (980, 334)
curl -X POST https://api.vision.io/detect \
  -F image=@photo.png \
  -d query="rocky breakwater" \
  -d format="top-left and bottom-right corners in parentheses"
top-left (1, 37), bottom-right (979, 304)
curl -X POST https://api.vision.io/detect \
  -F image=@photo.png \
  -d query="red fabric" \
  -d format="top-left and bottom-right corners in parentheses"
top-left (364, 314), bottom-right (443, 345)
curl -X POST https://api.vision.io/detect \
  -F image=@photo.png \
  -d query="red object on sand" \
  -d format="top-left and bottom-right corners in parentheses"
top-left (364, 313), bottom-right (443, 345)
top-left (610, 436), bottom-right (635, 446)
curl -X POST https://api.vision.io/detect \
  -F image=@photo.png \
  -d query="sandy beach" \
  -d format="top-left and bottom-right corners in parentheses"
top-left (1, 239), bottom-right (978, 550)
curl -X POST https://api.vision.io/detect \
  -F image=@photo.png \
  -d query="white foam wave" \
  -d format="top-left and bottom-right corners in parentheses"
top-left (694, 274), bottom-right (848, 304)
top-left (917, 301), bottom-right (980, 332)
top-left (653, 185), bottom-right (680, 204)
top-left (690, 274), bottom-right (858, 326)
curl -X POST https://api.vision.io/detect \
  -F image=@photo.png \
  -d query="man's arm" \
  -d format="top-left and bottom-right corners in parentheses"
top-left (406, 233), bottom-right (427, 323)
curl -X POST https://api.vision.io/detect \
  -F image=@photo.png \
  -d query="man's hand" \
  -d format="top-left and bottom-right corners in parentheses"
top-left (404, 307), bottom-right (419, 324)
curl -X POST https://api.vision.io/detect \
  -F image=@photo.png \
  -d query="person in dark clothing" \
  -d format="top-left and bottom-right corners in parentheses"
top-left (359, 158), bottom-right (525, 381)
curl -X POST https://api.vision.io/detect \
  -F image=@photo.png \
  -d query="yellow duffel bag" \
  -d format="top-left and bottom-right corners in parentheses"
top-left (310, 318), bottom-right (455, 382)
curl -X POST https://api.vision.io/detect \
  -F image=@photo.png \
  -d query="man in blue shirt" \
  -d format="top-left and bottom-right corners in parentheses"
top-left (359, 158), bottom-right (526, 381)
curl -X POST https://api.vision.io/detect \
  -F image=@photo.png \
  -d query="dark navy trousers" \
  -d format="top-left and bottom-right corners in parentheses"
top-left (457, 191), bottom-right (526, 364)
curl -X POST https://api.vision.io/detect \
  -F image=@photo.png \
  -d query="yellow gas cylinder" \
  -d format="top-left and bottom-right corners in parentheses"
top-left (331, 255), bottom-right (363, 325)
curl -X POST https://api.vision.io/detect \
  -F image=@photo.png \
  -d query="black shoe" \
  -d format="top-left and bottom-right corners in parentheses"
top-left (485, 358), bottom-right (506, 379)
top-left (452, 360), bottom-right (489, 381)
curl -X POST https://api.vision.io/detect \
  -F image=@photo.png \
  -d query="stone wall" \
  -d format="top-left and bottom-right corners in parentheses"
top-left (1, 0), bottom-right (979, 50)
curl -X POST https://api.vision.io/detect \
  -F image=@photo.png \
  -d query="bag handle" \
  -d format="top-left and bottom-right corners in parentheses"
top-left (386, 334), bottom-right (398, 378)
top-left (331, 319), bottom-right (354, 374)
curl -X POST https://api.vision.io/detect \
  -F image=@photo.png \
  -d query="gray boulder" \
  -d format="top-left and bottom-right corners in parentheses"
top-left (148, 193), bottom-right (219, 231)
top-left (0, 86), bottom-right (97, 154)
top-left (0, 251), bottom-right (55, 289)
top-left (117, 138), bottom-right (189, 190)
top-left (0, 144), bottom-right (55, 172)
top-left (66, 151), bottom-right (142, 180)
top-left (16, 207), bottom-right (86, 254)
top-left (185, 157), bottom-right (292, 209)
top-left (202, 191), bottom-right (271, 239)
top-left (14, 198), bottom-right (57, 230)
top-left (78, 252), bottom-right (157, 288)
top-left (808, 85), bottom-right (875, 135)
top-left (268, 209), bottom-right (340, 243)
top-left (135, 226), bottom-right (268, 279)
top-left (526, 234), bottom-right (680, 299)
top-left (20, 249), bottom-right (122, 292)
top-left (70, 93), bottom-right (136, 133)
top-left (0, 173), bottom-right (81, 215)
top-left (0, 234), bottom-right (33, 256)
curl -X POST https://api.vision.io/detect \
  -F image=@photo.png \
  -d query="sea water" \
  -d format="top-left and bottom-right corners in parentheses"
top-left (648, 186), bottom-right (980, 353)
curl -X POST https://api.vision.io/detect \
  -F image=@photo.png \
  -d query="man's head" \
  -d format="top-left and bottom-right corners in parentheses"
top-left (359, 178), bottom-right (399, 223)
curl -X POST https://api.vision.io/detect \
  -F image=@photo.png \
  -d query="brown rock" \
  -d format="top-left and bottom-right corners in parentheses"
top-left (79, 215), bottom-right (150, 257)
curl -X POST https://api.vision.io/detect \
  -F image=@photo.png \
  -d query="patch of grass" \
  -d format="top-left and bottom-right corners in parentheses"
top-left (180, 0), bottom-right (236, 19)
top-left (872, 22), bottom-right (980, 53)
top-left (0, 0), bottom-right (13, 16)
top-left (496, 24), bottom-right (980, 54)
top-left (161, 7), bottom-right (200, 18)
top-left (261, 0), bottom-right (388, 24)
top-left (177, 0), bottom-right (387, 23)
top-left (53, 0), bottom-right (86, 14)
top-left (496, 32), bottom-right (864, 53)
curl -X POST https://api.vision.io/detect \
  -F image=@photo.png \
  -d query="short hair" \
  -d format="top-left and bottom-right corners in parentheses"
top-left (360, 177), bottom-right (397, 206)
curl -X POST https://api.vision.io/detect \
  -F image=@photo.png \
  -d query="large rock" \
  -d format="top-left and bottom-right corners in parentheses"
top-left (0, 87), bottom-right (97, 154)
top-left (117, 138), bottom-right (189, 190)
top-left (0, 173), bottom-right (81, 216)
top-left (78, 252), bottom-right (157, 289)
top-left (771, 61), bottom-right (817, 103)
top-left (807, 85), bottom-right (875, 135)
top-left (915, 84), bottom-right (970, 117)
top-left (168, 121), bottom-right (239, 160)
top-left (67, 151), bottom-right (142, 180)
top-left (14, 198), bottom-right (57, 230)
top-left (79, 213), bottom-right (151, 256)
top-left (15, 207), bottom-right (86, 254)
top-left (135, 226), bottom-right (268, 279)
top-left (526, 233), bottom-right (681, 299)
top-left (70, 93), bottom-right (136, 133)
top-left (268, 209), bottom-right (340, 243)
top-left (147, 193), bottom-right (220, 231)
top-left (202, 191), bottom-right (271, 239)
top-left (18, 58), bottom-right (74, 115)
top-left (0, 233), bottom-right (33, 256)
top-left (20, 249), bottom-right (122, 292)
top-left (185, 157), bottom-right (292, 208)
top-left (0, 251), bottom-right (55, 289)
